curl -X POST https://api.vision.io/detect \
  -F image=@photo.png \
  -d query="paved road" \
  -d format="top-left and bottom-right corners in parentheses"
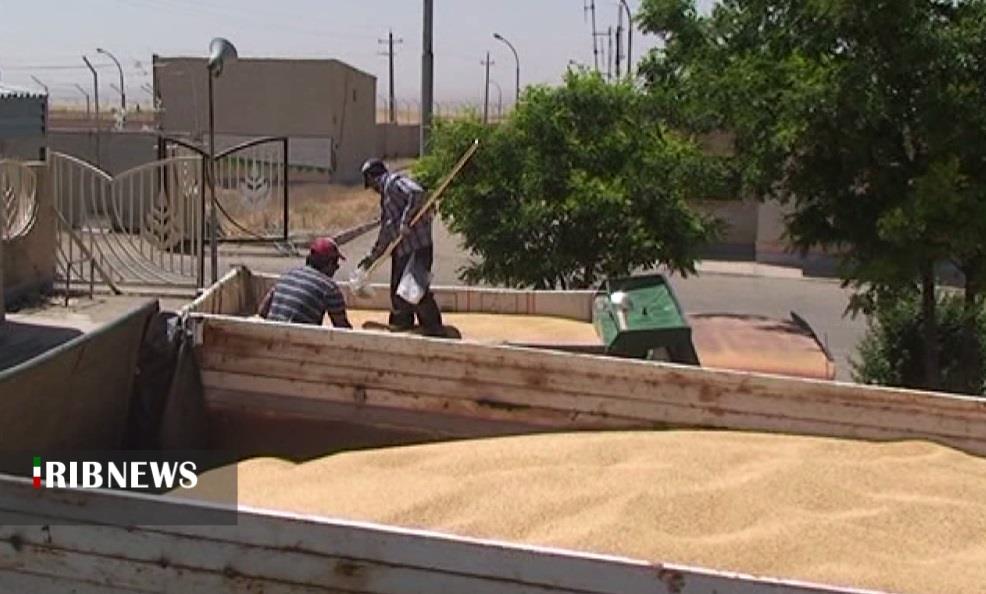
top-left (228, 222), bottom-right (867, 381)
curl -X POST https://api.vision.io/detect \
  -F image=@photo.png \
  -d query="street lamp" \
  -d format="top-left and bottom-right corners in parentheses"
top-left (206, 37), bottom-right (238, 285)
top-left (74, 84), bottom-right (91, 118)
top-left (492, 32), bottom-right (520, 104)
top-left (96, 48), bottom-right (126, 113)
top-left (82, 55), bottom-right (101, 167)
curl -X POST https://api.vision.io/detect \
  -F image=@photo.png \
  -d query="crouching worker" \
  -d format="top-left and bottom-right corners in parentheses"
top-left (258, 237), bottom-right (352, 328)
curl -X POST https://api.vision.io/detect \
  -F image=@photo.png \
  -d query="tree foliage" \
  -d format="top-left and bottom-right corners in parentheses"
top-left (414, 71), bottom-right (729, 289)
top-left (639, 0), bottom-right (986, 390)
top-left (853, 292), bottom-right (986, 395)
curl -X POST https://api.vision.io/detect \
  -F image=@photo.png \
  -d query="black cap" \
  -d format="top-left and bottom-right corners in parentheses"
top-left (361, 158), bottom-right (387, 188)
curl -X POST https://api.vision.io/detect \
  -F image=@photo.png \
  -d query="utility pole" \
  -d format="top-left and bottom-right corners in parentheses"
top-left (481, 52), bottom-right (494, 124)
top-left (421, 0), bottom-right (434, 154)
top-left (379, 29), bottom-right (403, 124)
top-left (607, 27), bottom-right (613, 80)
top-left (584, 0), bottom-right (600, 72)
top-left (615, 6), bottom-right (623, 78)
top-left (619, 0), bottom-right (632, 76)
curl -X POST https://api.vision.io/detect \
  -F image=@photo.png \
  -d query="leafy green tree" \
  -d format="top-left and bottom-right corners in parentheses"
top-left (414, 71), bottom-right (729, 289)
top-left (639, 0), bottom-right (986, 391)
top-left (853, 292), bottom-right (986, 396)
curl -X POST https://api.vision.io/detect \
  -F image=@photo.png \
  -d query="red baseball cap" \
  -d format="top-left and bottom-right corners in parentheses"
top-left (309, 237), bottom-right (345, 261)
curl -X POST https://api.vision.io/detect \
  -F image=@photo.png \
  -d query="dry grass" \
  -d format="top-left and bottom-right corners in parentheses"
top-left (219, 182), bottom-right (378, 237)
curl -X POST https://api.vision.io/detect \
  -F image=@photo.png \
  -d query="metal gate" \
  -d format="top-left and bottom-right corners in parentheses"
top-left (1, 160), bottom-right (37, 241)
top-left (161, 136), bottom-right (289, 243)
top-left (52, 152), bottom-right (205, 291)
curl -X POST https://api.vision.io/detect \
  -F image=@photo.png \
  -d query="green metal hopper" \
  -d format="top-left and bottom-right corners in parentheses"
top-left (592, 274), bottom-right (700, 364)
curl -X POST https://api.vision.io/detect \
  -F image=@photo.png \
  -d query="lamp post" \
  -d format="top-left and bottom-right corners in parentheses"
top-left (82, 55), bottom-right (100, 167)
top-left (97, 48), bottom-right (126, 113)
top-left (492, 32), bottom-right (520, 104)
top-left (206, 37), bottom-right (238, 285)
top-left (74, 84), bottom-right (91, 118)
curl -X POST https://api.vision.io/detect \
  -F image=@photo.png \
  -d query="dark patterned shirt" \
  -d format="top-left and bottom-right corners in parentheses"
top-left (371, 172), bottom-right (433, 259)
top-left (267, 266), bottom-right (346, 325)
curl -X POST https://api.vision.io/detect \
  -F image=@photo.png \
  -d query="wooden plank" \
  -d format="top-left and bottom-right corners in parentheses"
top-left (201, 370), bottom-right (639, 430)
top-left (201, 320), bottom-right (986, 435)
top-left (202, 369), bottom-right (986, 457)
top-left (248, 274), bottom-right (595, 321)
top-left (196, 315), bottom-right (986, 457)
top-left (201, 333), bottom-right (976, 426)
top-left (182, 266), bottom-right (250, 316)
top-left (0, 570), bottom-right (140, 594)
top-left (207, 388), bottom-right (552, 438)
top-left (0, 476), bottom-right (884, 594)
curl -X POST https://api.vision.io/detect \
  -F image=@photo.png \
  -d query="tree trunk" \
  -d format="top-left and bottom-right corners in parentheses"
top-left (921, 264), bottom-right (941, 391)
top-left (959, 265), bottom-right (983, 395)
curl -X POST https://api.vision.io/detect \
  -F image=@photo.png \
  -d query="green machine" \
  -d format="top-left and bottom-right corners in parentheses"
top-left (592, 274), bottom-right (700, 364)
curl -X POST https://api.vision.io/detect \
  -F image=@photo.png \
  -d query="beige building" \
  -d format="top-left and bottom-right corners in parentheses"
top-left (154, 56), bottom-right (376, 183)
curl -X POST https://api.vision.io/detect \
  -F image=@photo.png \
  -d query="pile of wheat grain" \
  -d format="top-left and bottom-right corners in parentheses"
top-left (198, 431), bottom-right (986, 594)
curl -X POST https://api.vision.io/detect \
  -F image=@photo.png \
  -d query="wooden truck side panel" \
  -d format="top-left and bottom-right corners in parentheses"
top-left (196, 315), bottom-right (986, 459)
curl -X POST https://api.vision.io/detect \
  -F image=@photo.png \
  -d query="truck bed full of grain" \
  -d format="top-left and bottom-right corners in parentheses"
top-left (194, 430), bottom-right (986, 594)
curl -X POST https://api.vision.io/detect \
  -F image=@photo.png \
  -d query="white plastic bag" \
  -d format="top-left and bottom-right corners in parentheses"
top-left (396, 253), bottom-right (430, 305)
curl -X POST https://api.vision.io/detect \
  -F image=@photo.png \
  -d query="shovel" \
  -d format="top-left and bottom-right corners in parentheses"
top-left (350, 139), bottom-right (480, 297)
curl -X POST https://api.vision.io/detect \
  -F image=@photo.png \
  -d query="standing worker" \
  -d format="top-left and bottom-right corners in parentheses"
top-left (258, 237), bottom-right (353, 328)
top-left (358, 158), bottom-right (445, 336)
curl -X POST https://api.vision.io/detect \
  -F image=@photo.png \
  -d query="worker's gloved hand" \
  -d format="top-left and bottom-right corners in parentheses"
top-left (358, 255), bottom-right (375, 270)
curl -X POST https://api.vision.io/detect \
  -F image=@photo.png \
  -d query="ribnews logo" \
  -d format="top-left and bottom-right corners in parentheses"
top-left (7, 451), bottom-right (238, 526)
top-left (31, 455), bottom-right (198, 490)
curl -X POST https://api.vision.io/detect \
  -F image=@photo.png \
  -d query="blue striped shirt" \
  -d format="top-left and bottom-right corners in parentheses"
top-left (371, 173), bottom-right (433, 259)
top-left (267, 266), bottom-right (347, 325)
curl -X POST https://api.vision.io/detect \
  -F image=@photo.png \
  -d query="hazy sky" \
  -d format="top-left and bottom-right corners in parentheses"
top-left (0, 0), bottom-right (713, 107)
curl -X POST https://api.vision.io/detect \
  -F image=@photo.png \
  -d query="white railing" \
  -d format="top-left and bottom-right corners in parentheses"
top-left (51, 152), bottom-right (204, 289)
top-left (0, 160), bottom-right (38, 241)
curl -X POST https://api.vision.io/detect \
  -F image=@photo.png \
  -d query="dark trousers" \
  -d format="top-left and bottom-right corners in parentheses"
top-left (389, 245), bottom-right (443, 332)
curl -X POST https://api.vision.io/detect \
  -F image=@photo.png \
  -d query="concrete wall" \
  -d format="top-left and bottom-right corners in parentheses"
top-left (376, 123), bottom-right (420, 159)
top-left (0, 130), bottom-right (159, 175)
top-left (156, 57), bottom-right (376, 183)
top-left (691, 199), bottom-right (759, 260)
top-left (49, 130), bottom-right (159, 175)
top-left (3, 162), bottom-right (54, 304)
top-left (0, 136), bottom-right (44, 162)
